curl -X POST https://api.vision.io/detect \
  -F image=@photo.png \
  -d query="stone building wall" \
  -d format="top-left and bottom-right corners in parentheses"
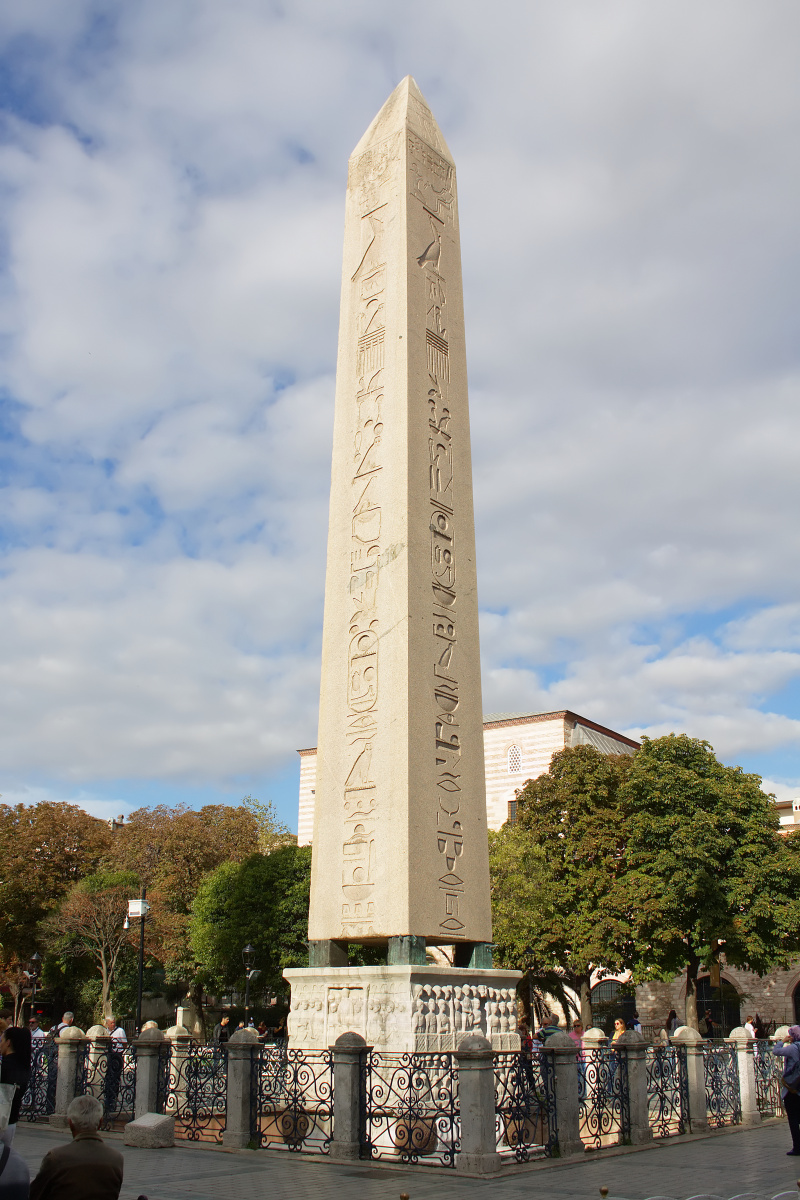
top-left (607, 961), bottom-right (800, 1028)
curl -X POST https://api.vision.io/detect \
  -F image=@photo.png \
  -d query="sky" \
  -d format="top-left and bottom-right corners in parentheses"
top-left (1, 0), bottom-right (799, 830)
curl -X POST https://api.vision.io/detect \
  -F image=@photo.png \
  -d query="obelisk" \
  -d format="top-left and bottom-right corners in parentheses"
top-left (285, 78), bottom-right (520, 1052)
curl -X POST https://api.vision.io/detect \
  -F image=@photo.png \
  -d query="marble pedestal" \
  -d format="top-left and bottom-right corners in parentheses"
top-left (283, 965), bottom-right (522, 1053)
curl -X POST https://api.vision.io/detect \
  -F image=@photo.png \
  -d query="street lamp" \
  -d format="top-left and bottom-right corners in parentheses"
top-left (28, 952), bottom-right (42, 1018)
top-left (242, 944), bottom-right (256, 1027)
top-left (126, 890), bottom-right (151, 1036)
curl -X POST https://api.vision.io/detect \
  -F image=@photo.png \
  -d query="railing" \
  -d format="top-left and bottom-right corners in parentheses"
top-left (359, 1052), bottom-right (459, 1167)
top-left (703, 1042), bottom-right (742, 1128)
top-left (250, 1046), bottom-right (333, 1153)
top-left (74, 1041), bottom-right (137, 1131)
top-left (494, 1051), bottom-right (557, 1161)
top-left (646, 1045), bottom-right (688, 1138)
top-left (157, 1041), bottom-right (227, 1142)
top-left (578, 1047), bottom-right (631, 1148)
top-left (754, 1040), bottom-right (782, 1118)
top-left (20, 1042), bottom-right (58, 1122)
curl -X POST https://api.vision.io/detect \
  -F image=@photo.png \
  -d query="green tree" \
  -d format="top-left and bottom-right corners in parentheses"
top-left (490, 746), bottom-right (635, 1025)
top-left (190, 846), bottom-right (312, 1000)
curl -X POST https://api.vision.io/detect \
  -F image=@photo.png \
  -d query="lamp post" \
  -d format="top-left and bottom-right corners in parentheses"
top-left (28, 952), bottom-right (42, 1019)
top-left (125, 889), bottom-right (150, 1036)
top-left (242, 944), bottom-right (256, 1027)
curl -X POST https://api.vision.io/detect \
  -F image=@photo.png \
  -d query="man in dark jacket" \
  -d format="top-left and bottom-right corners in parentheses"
top-left (30, 1095), bottom-right (123, 1200)
top-left (213, 1015), bottom-right (230, 1046)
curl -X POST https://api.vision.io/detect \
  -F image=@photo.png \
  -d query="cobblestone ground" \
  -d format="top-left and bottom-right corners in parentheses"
top-left (13, 1119), bottom-right (800, 1200)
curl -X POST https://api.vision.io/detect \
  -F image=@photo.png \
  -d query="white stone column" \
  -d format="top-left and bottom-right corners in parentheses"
top-left (454, 1034), bottom-right (500, 1175)
top-left (729, 1026), bottom-right (761, 1127)
top-left (51, 1026), bottom-right (85, 1128)
top-left (616, 1030), bottom-right (652, 1145)
top-left (329, 1032), bottom-right (369, 1161)
top-left (543, 1031), bottom-right (583, 1157)
top-left (222, 1029), bottom-right (259, 1149)
top-left (671, 1025), bottom-right (708, 1133)
top-left (133, 1028), bottom-right (164, 1120)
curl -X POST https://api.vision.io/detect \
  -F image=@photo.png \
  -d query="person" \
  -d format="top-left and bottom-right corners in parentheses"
top-left (773, 1025), bottom-right (800, 1156)
top-left (632, 1011), bottom-right (642, 1034)
top-left (28, 1017), bottom-right (45, 1044)
top-left (213, 1016), bottom-right (230, 1046)
top-left (517, 1020), bottom-right (534, 1087)
top-left (0, 1137), bottom-right (30, 1200)
top-left (538, 1013), bottom-right (561, 1041)
top-left (0, 1028), bottom-right (32, 1148)
top-left (568, 1021), bottom-right (584, 1048)
top-left (257, 1021), bottom-right (267, 1043)
top-left (53, 1013), bottom-right (75, 1038)
top-left (103, 1018), bottom-right (126, 1118)
top-left (611, 1017), bottom-right (626, 1044)
top-left (274, 1015), bottom-right (287, 1043)
top-left (30, 1094), bottom-right (124, 1199)
top-left (104, 1018), bottom-right (126, 1049)
top-left (754, 1013), bottom-right (768, 1040)
top-left (666, 1009), bottom-right (679, 1034)
top-left (745, 1014), bottom-right (756, 1039)
top-left (699, 1008), bottom-right (716, 1038)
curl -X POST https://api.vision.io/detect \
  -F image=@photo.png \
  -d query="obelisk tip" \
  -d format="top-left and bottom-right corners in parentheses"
top-left (350, 75), bottom-right (453, 163)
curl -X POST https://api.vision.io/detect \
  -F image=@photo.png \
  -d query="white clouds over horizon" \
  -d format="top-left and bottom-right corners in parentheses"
top-left (1, 0), bottom-right (800, 823)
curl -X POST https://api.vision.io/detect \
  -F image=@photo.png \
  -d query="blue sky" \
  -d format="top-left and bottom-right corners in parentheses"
top-left (1, 0), bottom-right (800, 830)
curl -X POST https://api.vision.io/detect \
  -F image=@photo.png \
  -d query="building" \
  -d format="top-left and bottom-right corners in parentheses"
top-left (296, 708), bottom-right (639, 845)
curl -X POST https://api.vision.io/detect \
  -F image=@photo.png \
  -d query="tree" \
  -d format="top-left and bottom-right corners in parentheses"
top-left (241, 795), bottom-right (297, 853)
top-left (490, 746), bottom-right (635, 1025)
top-left (42, 871), bottom-right (139, 1018)
top-left (190, 846), bottom-right (312, 1000)
top-left (621, 734), bottom-right (800, 1028)
top-left (0, 802), bottom-right (113, 958)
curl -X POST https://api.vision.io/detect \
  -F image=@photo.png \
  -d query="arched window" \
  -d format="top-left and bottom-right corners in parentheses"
top-left (695, 975), bottom-right (741, 1037)
top-left (589, 980), bottom-right (636, 1035)
top-left (508, 745), bottom-right (522, 774)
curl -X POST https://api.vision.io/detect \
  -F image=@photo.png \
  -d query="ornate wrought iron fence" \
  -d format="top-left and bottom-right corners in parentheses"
top-left (578, 1047), bottom-right (631, 1148)
top-left (156, 1041), bottom-right (227, 1142)
top-left (494, 1051), bottom-right (557, 1161)
top-left (250, 1046), bottom-right (333, 1153)
top-left (74, 1040), bottom-right (136, 1130)
top-left (20, 1041), bottom-right (58, 1121)
top-left (703, 1041), bottom-right (742, 1128)
top-left (646, 1044), bottom-right (689, 1138)
top-left (754, 1040), bottom-right (782, 1117)
top-left (359, 1051), bottom-right (459, 1167)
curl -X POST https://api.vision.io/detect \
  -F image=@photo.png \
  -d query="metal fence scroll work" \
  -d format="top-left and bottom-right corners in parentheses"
top-left (20, 1041), bottom-right (58, 1122)
top-left (156, 1041), bottom-right (227, 1142)
top-left (250, 1047), bottom-right (333, 1153)
top-left (703, 1041), bottom-right (742, 1128)
top-left (754, 1040), bottom-right (783, 1118)
top-left (74, 1040), bottom-right (137, 1131)
top-left (494, 1051), bottom-right (557, 1161)
top-left (579, 1047), bottom-right (631, 1149)
top-left (360, 1052), bottom-right (460, 1167)
top-left (646, 1045), bottom-right (689, 1138)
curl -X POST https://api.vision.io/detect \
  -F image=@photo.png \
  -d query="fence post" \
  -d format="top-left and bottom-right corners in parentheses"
top-left (729, 1027), bottom-right (760, 1127)
top-left (670, 1026), bottom-right (708, 1133)
top-left (329, 1031), bottom-right (368, 1161)
top-left (544, 1030), bottom-right (583, 1157)
top-left (454, 1033), bottom-right (501, 1175)
top-left (616, 1030), bottom-right (652, 1145)
top-left (133, 1028), bottom-right (164, 1119)
top-left (222, 1029), bottom-right (259, 1149)
top-left (51, 1026), bottom-right (85, 1128)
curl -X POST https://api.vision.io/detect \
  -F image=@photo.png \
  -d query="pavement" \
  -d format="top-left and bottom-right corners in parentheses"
top-left (12, 1118), bottom-right (800, 1200)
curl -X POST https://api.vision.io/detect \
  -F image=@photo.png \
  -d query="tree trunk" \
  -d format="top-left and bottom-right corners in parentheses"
top-left (191, 979), bottom-right (206, 1040)
top-left (101, 955), bottom-right (112, 1018)
top-left (578, 976), bottom-right (593, 1028)
top-left (684, 956), bottom-right (700, 1030)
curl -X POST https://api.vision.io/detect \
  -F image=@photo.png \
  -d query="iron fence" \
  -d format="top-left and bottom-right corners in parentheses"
top-left (494, 1051), bottom-right (557, 1161)
top-left (646, 1044), bottom-right (689, 1138)
top-left (578, 1047), bottom-right (631, 1149)
top-left (360, 1051), bottom-right (459, 1167)
top-left (74, 1040), bottom-right (136, 1130)
top-left (754, 1040), bottom-right (782, 1118)
top-left (250, 1046), bottom-right (333, 1153)
top-left (703, 1041), bottom-right (742, 1128)
top-left (20, 1041), bottom-right (58, 1122)
top-left (156, 1041), bottom-right (227, 1142)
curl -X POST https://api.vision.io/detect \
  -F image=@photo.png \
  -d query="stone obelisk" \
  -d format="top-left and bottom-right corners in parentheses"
top-left (285, 78), bottom-right (520, 1052)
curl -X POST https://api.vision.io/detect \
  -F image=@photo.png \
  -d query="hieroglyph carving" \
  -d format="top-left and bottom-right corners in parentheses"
top-left (409, 131), bottom-right (465, 938)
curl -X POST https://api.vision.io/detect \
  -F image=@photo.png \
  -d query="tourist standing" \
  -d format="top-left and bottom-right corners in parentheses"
top-left (212, 1015), bottom-right (230, 1047)
top-left (773, 1025), bottom-right (800, 1156)
top-left (745, 1015), bottom-right (756, 1038)
top-left (666, 1009), bottom-right (679, 1034)
top-left (28, 1017), bottom-right (45, 1044)
top-left (569, 1021), bottom-right (584, 1048)
top-left (0, 1028), bottom-right (32, 1148)
top-left (53, 1013), bottom-right (75, 1038)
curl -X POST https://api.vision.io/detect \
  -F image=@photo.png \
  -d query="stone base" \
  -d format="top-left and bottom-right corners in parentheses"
top-left (283, 964), bottom-right (522, 1053)
top-left (124, 1112), bottom-right (175, 1148)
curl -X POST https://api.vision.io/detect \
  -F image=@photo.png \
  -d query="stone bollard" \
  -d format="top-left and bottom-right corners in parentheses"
top-left (133, 1027), bottom-right (165, 1120)
top-left (728, 1026), bottom-right (761, 1127)
top-left (329, 1032), bottom-right (369, 1161)
top-left (543, 1030), bottom-right (583, 1157)
top-left (454, 1033), bottom-right (501, 1175)
top-left (222, 1029), bottom-right (260, 1149)
top-left (772, 1025), bottom-right (790, 1043)
top-left (615, 1030), bottom-right (652, 1145)
top-left (670, 1026), bottom-right (708, 1133)
top-left (51, 1026), bottom-right (86, 1128)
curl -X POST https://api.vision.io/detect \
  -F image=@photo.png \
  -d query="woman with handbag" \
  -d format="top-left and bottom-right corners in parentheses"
top-left (773, 1024), bottom-right (800, 1155)
top-left (0, 1028), bottom-right (32, 1149)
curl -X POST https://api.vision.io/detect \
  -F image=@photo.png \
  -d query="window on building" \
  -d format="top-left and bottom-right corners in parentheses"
top-left (695, 975), bottom-right (741, 1036)
top-left (507, 799), bottom-right (517, 823)
top-left (590, 980), bottom-right (636, 1035)
top-left (508, 745), bottom-right (522, 773)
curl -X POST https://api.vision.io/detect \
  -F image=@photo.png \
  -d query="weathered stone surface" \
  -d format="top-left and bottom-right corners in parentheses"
top-left (307, 76), bottom-right (491, 948)
top-left (124, 1112), bottom-right (175, 1148)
